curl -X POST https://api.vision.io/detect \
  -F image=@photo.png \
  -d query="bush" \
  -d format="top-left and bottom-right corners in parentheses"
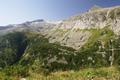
top-left (3, 65), bottom-right (29, 78)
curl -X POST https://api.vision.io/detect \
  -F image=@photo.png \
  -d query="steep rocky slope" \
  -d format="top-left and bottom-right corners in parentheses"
top-left (0, 19), bottom-right (57, 35)
top-left (47, 6), bottom-right (120, 49)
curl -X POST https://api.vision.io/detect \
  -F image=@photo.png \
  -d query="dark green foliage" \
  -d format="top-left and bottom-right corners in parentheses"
top-left (80, 34), bottom-right (120, 67)
top-left (0, 32), bottom-right (28, 68)
top-left (20, 35), bottom-right (77, 72)
top-left (0, 30), bottom-right (120, 77)
top-left (80, 41), bottom-right (109, 67)
top-left (19, 31), bottom-right (117, 73)
top-left (105, 36), bottom-right (120, 65)
top-left (0, 65), bottom-right (29, 80)
top-left (2, 65), bottom-right (29, 77)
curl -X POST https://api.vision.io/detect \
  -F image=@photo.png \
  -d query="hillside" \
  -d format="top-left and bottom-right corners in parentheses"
top-left (0, 31), bottom-right (120, 80)
top-left (0, 6), bottom-right (120, 80)
top-left (47, 6), bottom-right (120, 49)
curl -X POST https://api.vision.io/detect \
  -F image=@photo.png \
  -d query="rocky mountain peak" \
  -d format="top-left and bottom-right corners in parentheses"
top-left (89, 5), bottom-right (102, 12)
top-left (30, 19), bottom-right (45, 23)
top-left (47, 6), bottom-right (120, 50)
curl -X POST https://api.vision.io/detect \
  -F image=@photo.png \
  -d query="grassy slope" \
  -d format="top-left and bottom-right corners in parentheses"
top-left (82, 27), bottom-right (114, 49)
top-left (27, 66), bottom-right (120, 80)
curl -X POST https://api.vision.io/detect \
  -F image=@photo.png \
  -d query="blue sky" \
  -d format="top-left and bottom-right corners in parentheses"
top-left (0, 0), bottom-right (120, 26)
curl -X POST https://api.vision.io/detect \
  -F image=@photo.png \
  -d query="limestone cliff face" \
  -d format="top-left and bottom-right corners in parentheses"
top-left (59, 6), bottom-right (120, 34)
top-left (48, 6), bottom-right (120, 49)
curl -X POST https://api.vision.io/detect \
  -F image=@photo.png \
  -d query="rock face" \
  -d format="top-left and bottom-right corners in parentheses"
top-left (59, 6), bottom-right (120, 33)
top-left (0, 6), bottom-right (120, 49)
top-left (0, 19), bottom-right (56, 35)
top-left (88, 5), bottom-right (102, 12)
top-left (47, 6), bottom-right (120, 49)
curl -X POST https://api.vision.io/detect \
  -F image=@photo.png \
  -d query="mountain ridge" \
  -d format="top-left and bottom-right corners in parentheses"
top-left (0, 6), bottom-right (120, 49)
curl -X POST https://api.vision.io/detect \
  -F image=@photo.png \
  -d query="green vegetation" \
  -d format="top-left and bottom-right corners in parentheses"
top-left (0, 28), bottom-right (120, 80)
top-left (27, 66), bottom-right (120, 80)
top-left (0, 32), bottom-right (27, 68)
top-left (82, 27), bottom-right (114, 48)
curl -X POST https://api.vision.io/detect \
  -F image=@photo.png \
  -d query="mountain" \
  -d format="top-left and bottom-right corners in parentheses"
top-left (88, 5), bottom-right (103, 12)
top-left (1, 6), bottom-right (120, 45)
top-left (0, 19), bottom-right (58, 35)
top-left (0, 26), bottom-right (13, 30)
top-left (47, 6), bottom-right (120, 49)
top-left (0, 6), bottom-right (120, 79)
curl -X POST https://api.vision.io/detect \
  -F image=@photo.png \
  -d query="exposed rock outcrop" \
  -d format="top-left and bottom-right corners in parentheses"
top-left (48, 6), bottom-right (120, 49)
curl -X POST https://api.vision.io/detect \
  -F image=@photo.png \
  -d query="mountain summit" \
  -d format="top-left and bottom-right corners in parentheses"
top-left (89, 5), bottom-right (103, 12)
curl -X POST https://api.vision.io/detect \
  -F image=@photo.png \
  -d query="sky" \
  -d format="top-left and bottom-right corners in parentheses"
top-left (0, 0), bottom-right (120, 26)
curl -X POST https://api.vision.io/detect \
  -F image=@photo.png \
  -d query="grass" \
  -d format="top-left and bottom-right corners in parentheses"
top-left (0, 66), bottom-right (120, 80)
top-left (26, 66), bottom-right (120, 80)
top-left (82, 27), bottom-right (114, 48)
